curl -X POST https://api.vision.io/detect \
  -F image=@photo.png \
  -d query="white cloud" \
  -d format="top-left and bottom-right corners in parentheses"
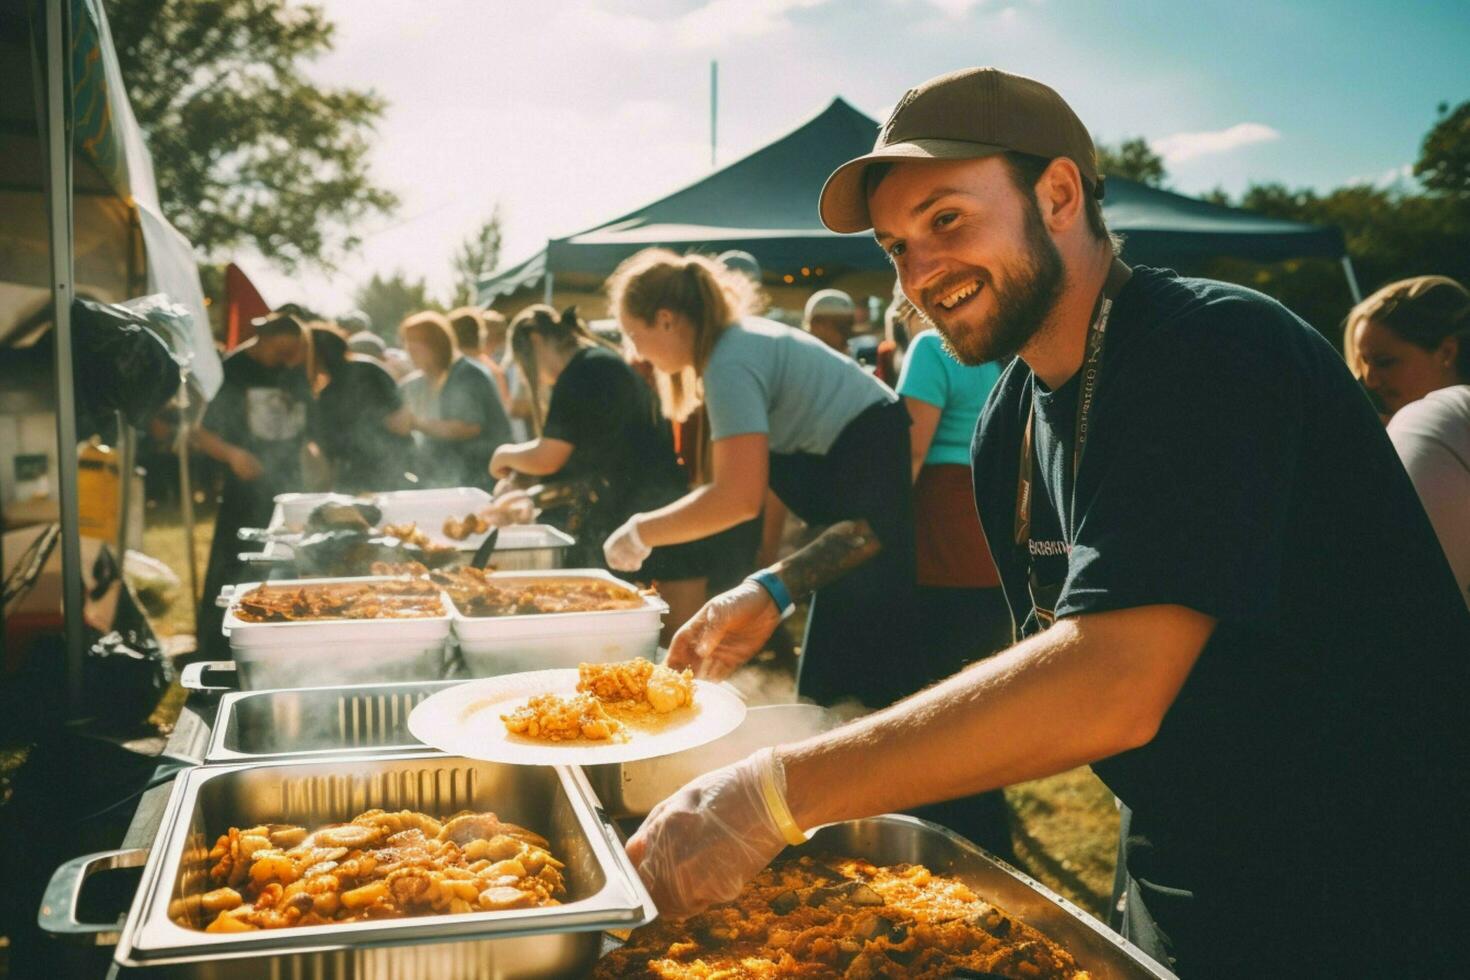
top-left (1151, 122), bottom-right (1280, 164)
top-left (926, 0), bottom-right (986, 18)
top-left (1345, 162), bottom-right (1415, 190)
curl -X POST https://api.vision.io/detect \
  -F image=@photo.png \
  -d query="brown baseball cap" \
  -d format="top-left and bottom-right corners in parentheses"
top-left (819, 67), bottom-right (1101, 234)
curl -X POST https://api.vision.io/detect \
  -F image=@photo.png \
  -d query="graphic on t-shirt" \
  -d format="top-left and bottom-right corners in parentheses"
top-left (245, 387), bottom-right (306, 442)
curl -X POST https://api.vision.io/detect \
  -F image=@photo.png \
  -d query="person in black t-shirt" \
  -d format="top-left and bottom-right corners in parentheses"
top-left (398, 311), bottom-right (511, 490)
top-left (625, 68), bottom-right (1469, 978)
top-left (308, 327), bottom-right (413, 493)
top-left (490, 305), bottom-right (712, 640)
top-left (193, 313), bottom-right (312, 654)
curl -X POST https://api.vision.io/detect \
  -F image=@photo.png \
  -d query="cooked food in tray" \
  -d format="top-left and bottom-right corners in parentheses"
top-left (442, 511), bottom-right (490, 540)
top-left (232, 580), bottom-right (444, 623)
top-left (597, 854), bottom-right (1091, 979)
top-left (440, 567), bottom-right (648, 617)
top-left (367, 563), bottom-right (649, 616)
top-left (183, 808), bottom-right (565, 932)
top-left (501, 659), bottom-right (696, 743)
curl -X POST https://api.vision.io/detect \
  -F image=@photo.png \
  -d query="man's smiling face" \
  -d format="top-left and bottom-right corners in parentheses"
top-left (869, 155), bottom-right (1064, 366)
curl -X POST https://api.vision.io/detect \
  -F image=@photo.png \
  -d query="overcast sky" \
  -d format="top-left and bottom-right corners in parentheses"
top-left (236, 0), bottom-right (1470, 317)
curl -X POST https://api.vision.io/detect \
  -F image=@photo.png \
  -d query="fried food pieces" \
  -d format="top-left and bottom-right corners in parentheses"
top-left (596, 855), bottom-right (1092, 979)
top-left (184, 808), bottom-right (564, 932)
top-left (233, 580), bottom-right (443, 623)
top-left (441, 512), bottom-right (490, 541)
top-left (578, 659), bottom-right (694, 715)
top-left (500, 659), bottom-right (696, 743)
top-left (502, 692), bottom-right (624, 742)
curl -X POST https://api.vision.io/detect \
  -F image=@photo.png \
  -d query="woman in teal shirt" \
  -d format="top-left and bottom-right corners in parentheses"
top-left (895, 298), bottom-right (1014, 859)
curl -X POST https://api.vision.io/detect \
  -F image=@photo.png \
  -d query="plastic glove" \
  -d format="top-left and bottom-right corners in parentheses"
top-left (603, 516), bottom-right (652, 571)
top-left (626, 748), bottom-right (796, 920)
top-left (666, 580), bottom-right (781, 680)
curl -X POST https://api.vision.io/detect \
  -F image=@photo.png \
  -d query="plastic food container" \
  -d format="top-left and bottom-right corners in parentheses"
top-left (219, 576), bottom-right (452, 690)
top-left (451, 570), bottom-right (668, 677)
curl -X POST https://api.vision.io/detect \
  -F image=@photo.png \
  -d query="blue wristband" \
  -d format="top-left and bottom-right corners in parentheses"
top-left (747, 569), bottom-right (796, 620)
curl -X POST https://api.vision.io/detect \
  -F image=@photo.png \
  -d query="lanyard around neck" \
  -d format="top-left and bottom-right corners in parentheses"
top-left (1013, 258), bottom-right (1132, 552)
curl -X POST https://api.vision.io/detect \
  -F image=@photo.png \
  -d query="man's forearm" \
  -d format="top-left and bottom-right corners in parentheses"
top-left (770, 519), bottom-right (881, 601)
top-left (192, 427), bottom-right (238, 464)
top-left (415, 417), bottom-right (479, 441)
top-left (779, 605), bottom-right (1214, 829)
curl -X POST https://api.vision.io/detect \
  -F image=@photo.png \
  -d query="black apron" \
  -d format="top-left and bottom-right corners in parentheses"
top-left (767, 398), bottom-right (918, 709)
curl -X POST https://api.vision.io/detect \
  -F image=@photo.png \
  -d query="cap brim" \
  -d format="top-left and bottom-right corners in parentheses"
top-left (818, 139), bottom-right (1010, 234)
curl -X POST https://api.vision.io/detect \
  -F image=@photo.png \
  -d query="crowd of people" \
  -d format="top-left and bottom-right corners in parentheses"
top-left (185, 65), bottom-right (1469, 978)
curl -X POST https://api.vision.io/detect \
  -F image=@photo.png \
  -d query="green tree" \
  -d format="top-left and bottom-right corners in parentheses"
top-left (449, 206), bottom-right (504, 308)
top-left (353, 272), bottom-right (439, 343)
top-left (1414, 100), bottom-right (1470, 198)
top-left (1095, 136), bottom-right (1167, 187)
top-left (108, 0), bottom-right (398, 271)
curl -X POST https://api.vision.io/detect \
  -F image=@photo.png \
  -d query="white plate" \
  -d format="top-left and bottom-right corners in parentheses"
top-left (407, 668), bottom-right (747, 766)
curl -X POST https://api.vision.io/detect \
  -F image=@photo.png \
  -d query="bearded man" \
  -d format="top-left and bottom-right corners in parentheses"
top-left (633, 68), bottom-right (1467, 978)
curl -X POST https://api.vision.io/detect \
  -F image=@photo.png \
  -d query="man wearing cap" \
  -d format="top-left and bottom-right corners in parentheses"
top-left (193, 313), bottom-right (313, 655)
top-left (802, 288), bottom-right (858, 354)
top-left (632, 68), bottom-right (1466, 976)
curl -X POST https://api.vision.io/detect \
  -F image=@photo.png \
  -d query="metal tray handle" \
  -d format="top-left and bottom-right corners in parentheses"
top-left (179, 660), bottom-right (238, 694)
top-left (37, 847), bottom-right (150, 946)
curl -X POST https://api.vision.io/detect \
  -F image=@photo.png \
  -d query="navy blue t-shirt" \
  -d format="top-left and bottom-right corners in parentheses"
top-left (973, 267), bottom-right (1468, 974)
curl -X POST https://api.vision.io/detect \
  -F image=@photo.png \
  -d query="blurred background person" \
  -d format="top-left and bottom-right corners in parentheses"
top-left (192, 312), bottom-right (311, 655)
top-left (893, 289), bottom-right (1014, 858)
top-left (604, 248), bottom-right (916, 710)
top-left (876, 278), bottom-right (916, 387)
top-left (491, 305), bottom-right (714, 640)
top-left (309, 326), bottom-right (413, 493)
top-left (448, 306), bottom-right (512, 410)
top-left (801, 288), bottom-right (857, 355)
top-left (398, 311), bottom-right (510, 489)
top-left (1347, 275), bottom-right (1470, 609)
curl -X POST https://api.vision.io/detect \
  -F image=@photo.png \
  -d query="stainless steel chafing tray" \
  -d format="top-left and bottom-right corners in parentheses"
top-left (203, 679), bottom-right (456, 763)
top-left (774, 815), bottom-right (1176, 980)
top-left (40, 753), bottom-right (654, 979)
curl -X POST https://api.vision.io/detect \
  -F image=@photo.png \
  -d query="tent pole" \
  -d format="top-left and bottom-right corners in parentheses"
top-left (177, 378), bottom-right (200, 607)
top-left (543, 270), bottom-right (554, 306)
top-left (116, 413), bottom-right (134, 555)
top-left (44, 0), bottom-right (88, 721)
top-left (1340, 255), bottom-right (1363, 303)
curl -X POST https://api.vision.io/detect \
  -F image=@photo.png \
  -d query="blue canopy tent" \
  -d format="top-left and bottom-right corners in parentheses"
top-left (481, 98), bottom-right (1357, 306)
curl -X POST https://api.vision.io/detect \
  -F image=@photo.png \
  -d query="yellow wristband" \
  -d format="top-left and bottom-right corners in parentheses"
top-left (757, 747), bottom-right (808, 846)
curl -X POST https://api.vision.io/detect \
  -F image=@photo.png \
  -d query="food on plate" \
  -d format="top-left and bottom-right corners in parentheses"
top-left (232, 580), bottom-right (443, 623)
top-left (596, 854), bottom-right (1092, 979)
top-left (502, 692), bottom-right (625, 742)
top-left (500, 658), bottom-right (696, 743)
top-left (579, 658), bottom-right (694, 714)
top-left (180, 808), bottom-right (565, 932)
top-left (442, 512), bottom-right (491, 541)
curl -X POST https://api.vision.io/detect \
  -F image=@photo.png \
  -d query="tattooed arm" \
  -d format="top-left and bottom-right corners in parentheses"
top-left (665, 518), bottom-right (884, 679)
top-left (772, 518), bottom-right (882, 600)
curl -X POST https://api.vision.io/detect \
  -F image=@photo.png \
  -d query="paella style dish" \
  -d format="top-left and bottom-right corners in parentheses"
top-left (596, 854), bottom-right (1092, 979)
top-left (231, 579), bottom-right (444, 623)
top-left (181, 808), bottom-right (565, 932)
top-left (369, 563), bottom-right (650, 617)
top-left (501, 659), bottom-right (696, 743)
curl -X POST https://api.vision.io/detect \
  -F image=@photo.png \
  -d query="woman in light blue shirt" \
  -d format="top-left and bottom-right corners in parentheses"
top-left (600, 248), bottom-right (918, 709)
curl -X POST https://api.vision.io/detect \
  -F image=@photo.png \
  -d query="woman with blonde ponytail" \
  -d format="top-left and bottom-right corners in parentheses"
top-left (604, 248), bottom-right (919, 709)
top-left (489, 305), bottom-right (714, 638)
